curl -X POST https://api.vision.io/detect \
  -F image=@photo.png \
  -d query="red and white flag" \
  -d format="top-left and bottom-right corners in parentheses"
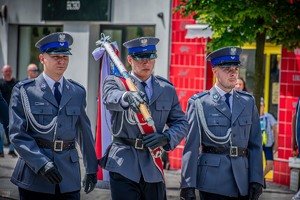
top-left (92, 41), bottom-right (119, 189)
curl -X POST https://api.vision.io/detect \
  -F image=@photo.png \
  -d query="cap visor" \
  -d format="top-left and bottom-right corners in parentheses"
top-left (215, 61), bottom-right (240, 67)
top-left (132, 53), bottom-right (157, 60)
top-left (46, 50), bottom-right (72, 55)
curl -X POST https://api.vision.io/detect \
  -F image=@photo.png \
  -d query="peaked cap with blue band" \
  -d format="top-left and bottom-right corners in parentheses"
top-left (206, 46), bottom-right (242, 67)
top-left (35, 32), bottom-right (73, 55)
top-left (123, 37), bottom-right (159, 59)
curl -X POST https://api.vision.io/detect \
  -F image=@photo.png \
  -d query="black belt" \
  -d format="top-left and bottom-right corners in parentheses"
top-left (202, 146), bottom-right (248, 157)
top-left (113, 137), bottom-right (146, 150)
top-left (35, 138), bottom-right (76, 152)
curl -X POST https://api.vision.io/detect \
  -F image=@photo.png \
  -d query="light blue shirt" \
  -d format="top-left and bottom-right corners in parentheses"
top-left (260, 113), bottom-right (277, 147)
top-left (42, 72), bottom-right (63, 94)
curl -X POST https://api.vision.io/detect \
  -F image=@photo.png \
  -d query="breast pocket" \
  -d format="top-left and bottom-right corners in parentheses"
top-left (207, 117), bottom-right (228, 136)
top-left (155, 101), bottom-right (171, 125)
top-left (66, 106), bottom-right (80, 127)
top-left (31, 106), bottom-right (53, 125)
top-left (238, 116), bottom-right (252, 139)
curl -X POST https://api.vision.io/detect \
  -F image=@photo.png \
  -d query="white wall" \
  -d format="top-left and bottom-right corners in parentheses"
top-left (6, 0), bottom-right (42, 24)
top-left (64, 23), bottom-right (100, 136)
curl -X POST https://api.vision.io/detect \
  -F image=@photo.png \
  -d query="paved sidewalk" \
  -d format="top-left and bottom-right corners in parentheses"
top-left (0, 148), bottom-right (296, 200)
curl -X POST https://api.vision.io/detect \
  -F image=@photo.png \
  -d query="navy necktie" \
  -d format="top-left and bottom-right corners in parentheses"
top-left (225, 93), bottom-right (231, 109)
top-left (54, 82), bottom-right (61, 105)
top-left (141, 82), bottom-right (150, 100)
top-left (141, 82), bottom-right (147, 88)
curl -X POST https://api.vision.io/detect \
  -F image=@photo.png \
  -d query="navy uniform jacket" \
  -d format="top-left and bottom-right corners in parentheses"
top-left (0, 91), bottom-right (9, 134)
top-left (102, 74), bottom-right (188, 183)
top-left (181, 86), bottom-right (263, 197)
top-left (9, 74), bottom-right (98, 193)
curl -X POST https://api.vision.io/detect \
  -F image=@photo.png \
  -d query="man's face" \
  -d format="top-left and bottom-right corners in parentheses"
top-left (127, 56), bottom-right (155, 81)
top-left (28, 64), bottom-right (39, 79)
top-left (212, 66), bottom-right (239, 92)
top-left (1, 65), bottom-right (13, 81)
top-left (39, 53), bottom-right (69, 81)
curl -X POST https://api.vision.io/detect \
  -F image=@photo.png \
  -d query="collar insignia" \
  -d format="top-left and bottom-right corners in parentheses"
top-left (41, 83), bottom-right (46, 90)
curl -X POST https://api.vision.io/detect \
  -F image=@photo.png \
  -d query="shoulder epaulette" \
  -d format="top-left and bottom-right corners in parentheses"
top-left (68, 79), bottom-right (85, 89)
top-left (155, 75), bottom-right (173, 86)
top-left (191, 91), bottom-right (209, 100)
top-left (15, 79), bottom-right (34, 88)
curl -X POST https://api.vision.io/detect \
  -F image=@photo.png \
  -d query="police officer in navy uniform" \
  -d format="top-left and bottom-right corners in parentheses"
top-left (9, 32), bottom-right (98, 200)
top-left (102, 37), bottom-right (188, 200)
top-left (180, 47), bottom-right (263, 200)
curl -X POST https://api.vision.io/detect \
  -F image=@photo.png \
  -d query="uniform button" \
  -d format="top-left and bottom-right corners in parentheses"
top-left (73, 111), bottom-right (76, 114)
top-left (58, 124), bottom-right (62, 128)
top-left (216, 121), bottom-right (219, 124)
top-left (233, 134), bottom-right (236, 137)
top-left (57, 137), bottom-right (61, 140)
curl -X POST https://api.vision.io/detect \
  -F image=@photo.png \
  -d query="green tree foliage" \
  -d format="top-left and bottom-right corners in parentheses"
top-left (175, 0), bottom-right (300, 108)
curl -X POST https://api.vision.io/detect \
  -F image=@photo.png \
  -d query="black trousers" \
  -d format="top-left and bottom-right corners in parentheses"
top-left (19, 185), bottom-right (80, 200)
top-left (200, 191), bottom-right (249, 200)
top-left (109, 171), bottom-right (166, 200)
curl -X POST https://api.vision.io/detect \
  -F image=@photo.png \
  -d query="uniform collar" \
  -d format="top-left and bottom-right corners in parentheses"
top-left (130, 72), bottom-right (152, 87)
top-left (42, 72), bottom-right (64, 92)
top-left (214, 84), bottom-right (233, 97)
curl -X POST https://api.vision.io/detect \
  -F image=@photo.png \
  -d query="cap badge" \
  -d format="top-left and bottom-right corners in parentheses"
top-left (58, 34), bottom-right (66, 43)
top-left (230, 47), bottom-right (236, 55)
top-left (140, 38), bottom-right (148, 47)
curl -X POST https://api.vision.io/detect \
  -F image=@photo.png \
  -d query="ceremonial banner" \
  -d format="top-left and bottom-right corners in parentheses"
top-left (92, 41), bottom-right (119, 188)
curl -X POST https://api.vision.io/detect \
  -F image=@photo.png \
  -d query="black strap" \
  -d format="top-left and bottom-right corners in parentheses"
top-left (113, 137), bottom-right (146, 150)
top-left (35, 138), bottom-right (75, 151)
top-left (202, 145), bottom-right (248, 157)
